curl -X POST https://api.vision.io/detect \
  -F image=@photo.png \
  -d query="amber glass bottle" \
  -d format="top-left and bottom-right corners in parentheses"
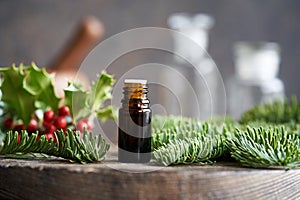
top-left (118, 79), bottom-right (152, 163)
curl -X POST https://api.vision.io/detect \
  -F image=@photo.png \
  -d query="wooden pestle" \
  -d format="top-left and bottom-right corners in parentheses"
top-left (49, 16), bottom-right (105, 97)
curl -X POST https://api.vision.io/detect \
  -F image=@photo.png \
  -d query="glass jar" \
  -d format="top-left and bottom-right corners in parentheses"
top-left (228, 41), bottom-right (285, 119)
top-left (163, 13), bottom-right (221, 120)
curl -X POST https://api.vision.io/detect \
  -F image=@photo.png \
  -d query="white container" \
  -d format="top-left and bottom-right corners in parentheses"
top-left (164, 13), bottom-right (221, 120)
top-left (228, 41), bottom-right (285, 119)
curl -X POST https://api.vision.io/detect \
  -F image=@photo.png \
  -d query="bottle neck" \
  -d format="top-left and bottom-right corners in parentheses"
top-left (121, 83), bottom-right (150, 110)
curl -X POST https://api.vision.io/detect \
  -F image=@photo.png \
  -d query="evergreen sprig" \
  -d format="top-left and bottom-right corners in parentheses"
top-left (152, 114), bottom-right (300, 169)
top-left (152, 121), bottom-right (230, 148)
top-left (152, 117), bottom-right (230, 166)
top-left (152, 115), bottom-right (200, 130)
top-left (152, 120), bottom-right (202, 150)
top-left (240, 96), bottom-right (300, 124)
top-left (153, 134), bottom-right (225, 166)
top-left (0, 129), bottom-right (110, 164)
top-left (227, 126), bottom-right (300, 169)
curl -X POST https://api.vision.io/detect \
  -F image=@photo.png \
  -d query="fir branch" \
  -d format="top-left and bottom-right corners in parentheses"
top-left (240, 96), bottom-right (300, 124)
top-left (152, 115), bottom-right (300, 168)
top-left (152, 115), bottom-right (200, 130)
top-left (152, 117), bottom-right (230, 166)
top-left (151, 121), bottom-right (203, 150)
top-left (0, 129), bottom-right (110, 164)
top-left (152, 116), bottom-right (233, 150)
top-left (227, 126), bottom-right (300, 169)
top-left (153, 134), bottom-right (225, 166)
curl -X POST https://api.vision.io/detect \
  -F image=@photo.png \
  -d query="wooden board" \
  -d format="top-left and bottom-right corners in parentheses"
top-left (0, 148), bottom-right (299, 200)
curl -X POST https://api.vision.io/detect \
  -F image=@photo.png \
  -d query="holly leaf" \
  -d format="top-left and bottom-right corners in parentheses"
top-left (23, 63), bottom-right (60, 112)
top-left (64, 82), bottom-right (90, 122)
top-left (64, 71), bottom-right (115, 122)
top-left (97, 105), bottom-right (116, 122)
top-left (0, 63), bottom-right (61, 125)
top-left (0, 65), bottom-right (36, 125)
top-left (88, 72), bottom-right (115, 112)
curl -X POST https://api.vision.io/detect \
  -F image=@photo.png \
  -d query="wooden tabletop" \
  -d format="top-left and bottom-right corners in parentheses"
top-left (0, 149), bottom-right (299, 200)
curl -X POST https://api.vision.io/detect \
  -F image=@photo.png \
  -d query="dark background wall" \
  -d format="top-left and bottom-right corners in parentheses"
top-left (0, 0), bottom-right (299, 97)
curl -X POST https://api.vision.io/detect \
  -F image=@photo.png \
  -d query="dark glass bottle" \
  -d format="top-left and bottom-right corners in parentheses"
top-left (118, 79), bottom-right (152, 163)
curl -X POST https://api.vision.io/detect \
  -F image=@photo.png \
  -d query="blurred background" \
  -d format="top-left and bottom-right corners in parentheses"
top-left (0, 0), bottom-right (299, 120)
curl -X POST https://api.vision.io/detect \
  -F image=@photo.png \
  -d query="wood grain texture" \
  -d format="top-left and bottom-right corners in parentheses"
top-left (0, 151), bottom-right (299, 200)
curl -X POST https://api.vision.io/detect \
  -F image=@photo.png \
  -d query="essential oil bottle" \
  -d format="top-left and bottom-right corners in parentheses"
top-left (118, 79), bottom-right (152, 163)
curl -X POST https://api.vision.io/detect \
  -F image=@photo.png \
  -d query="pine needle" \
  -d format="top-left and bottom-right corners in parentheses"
top-left (227, 126), bottom-right (300, 169)
top-left (0, 129), bottom-right (110, 164)
top-left (152, 116), bottom-right (230, 166)
top-left (153, 135), bottom-right (225, 166)
top-left (240, 96), bottom-right (300, 124)
top-left (152, 114), bottom-right (300, 169)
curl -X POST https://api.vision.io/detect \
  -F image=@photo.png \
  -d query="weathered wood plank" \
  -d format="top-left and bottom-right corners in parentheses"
top-left (0, 152), bottom-right (299, 200)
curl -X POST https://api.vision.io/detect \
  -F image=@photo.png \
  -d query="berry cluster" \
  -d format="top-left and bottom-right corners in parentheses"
top-left (3, 105), bottom-right (93, 143)
top-left (42, 106), bottom-right (71, 142)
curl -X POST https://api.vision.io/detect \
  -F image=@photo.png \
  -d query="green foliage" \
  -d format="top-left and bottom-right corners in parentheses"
top-left (89, 72), bottom-right (114, 112)
top-left (96, 105), bottom-right (116, 122)
top-left (0, 63), bottom-right (60, 125)
top-left (227, 126), bottom-right (300, 169)
top-left (152, 116), bottom-right (231, 166)
top-left (23, 64), bottom-right (60, 111)
top-left (0, 64), bottom-right (114, 164)
top-left (64, 72), bottom-right (115, 122)
top-left (0, 65), bottom-right (116, 126)
top-left (153, 133), bottom-right (226, 166)
top-left (64, 82), bottom-right (90, 122)
top-left (152, 113), bottom-right (300, 169)
top-left (152, 116), bottom-right (203, 150)
top-left (152, 115), bottom-right (200, 130)
top-left (0, 129), bottom-right (110, 164)
top-left (240, 96), bottom-right (300, 124)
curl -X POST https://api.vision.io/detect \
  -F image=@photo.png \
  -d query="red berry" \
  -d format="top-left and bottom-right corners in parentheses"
top-left (42, 121), bottom-right (52, 128)
top-left (44, 110), bottom-right (55, 122)
top-left (83, 118), bottom-right (94, 130)
top-left (45, 132), bottom-right (57, 143)
top-left (54, 116), bottom-right (67, 129)
top-left (76, 119), bottom-right (90, 133)
top-left (59, 106), bottom-right (70, 116)
top-left (14, 124), bottom-right (24, 132)
top-left (4, 118), bottom-right (13, 129)
top-left (27, 119), bottom-right (38, 133)
top-left (17, 134), bottom-right (21, 144)
top-left (45, 125), bottom-right (56, 134)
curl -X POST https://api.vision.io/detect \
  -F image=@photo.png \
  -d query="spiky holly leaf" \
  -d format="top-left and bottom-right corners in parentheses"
top-left (97, 105), bottom-right (116, 122)
top-left (64, 71), bottom-right (115, 122)
top-left (88, 72), bottom-right (115, 112)
top-left (0, 63), bottom-right (61, 125)
top-left (64, 82), bottom-right (89, 122)
top-left (23, 63), bottom-right (60, 112)
top-left (0, 64), bottom-right (36, 125)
